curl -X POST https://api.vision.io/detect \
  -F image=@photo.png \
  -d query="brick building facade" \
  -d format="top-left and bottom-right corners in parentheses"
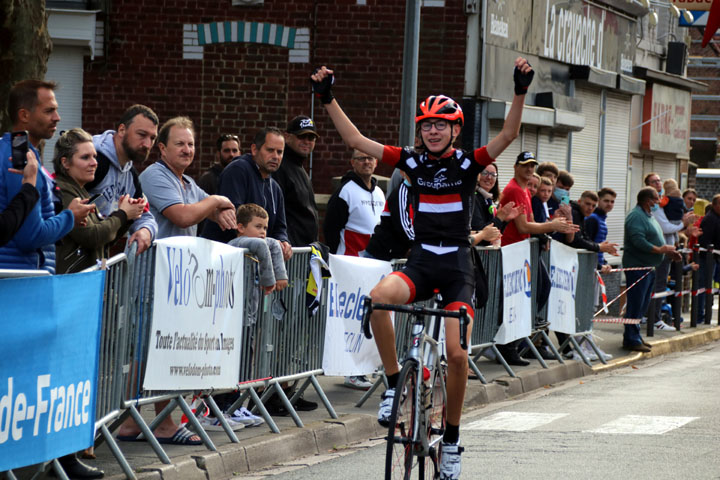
top-left (79, 0), bottom-right (465, 195)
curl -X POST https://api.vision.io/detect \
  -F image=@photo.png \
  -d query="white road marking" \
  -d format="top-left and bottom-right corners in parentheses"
top-left (465, 411), bottom-right (568, 431)
top-left (588, 415), bottom-right (698, 435)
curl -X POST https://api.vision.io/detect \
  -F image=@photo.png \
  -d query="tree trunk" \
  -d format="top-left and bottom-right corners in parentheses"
top-left (0, 0), bottom-right (52, 132)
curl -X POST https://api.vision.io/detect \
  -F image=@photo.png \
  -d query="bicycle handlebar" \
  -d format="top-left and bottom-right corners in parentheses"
top-left (360, 297), bottom-right (469, 350)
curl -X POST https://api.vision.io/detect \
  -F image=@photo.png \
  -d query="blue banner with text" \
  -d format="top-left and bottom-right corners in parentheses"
top-left (0, 271), bottom-right (105, 471)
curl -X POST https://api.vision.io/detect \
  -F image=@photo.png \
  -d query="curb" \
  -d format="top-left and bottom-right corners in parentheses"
top-left (109, 326), bottom-right (720, 479)
top-left (592, 326), bottom-right (720, 373)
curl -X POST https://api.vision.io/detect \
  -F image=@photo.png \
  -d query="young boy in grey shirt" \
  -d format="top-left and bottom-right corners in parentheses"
top-left (229, 203), bottom-right (288, 295)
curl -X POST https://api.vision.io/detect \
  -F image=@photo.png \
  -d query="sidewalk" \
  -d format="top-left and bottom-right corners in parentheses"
top-left (40, 321), bottom-right (720, 480)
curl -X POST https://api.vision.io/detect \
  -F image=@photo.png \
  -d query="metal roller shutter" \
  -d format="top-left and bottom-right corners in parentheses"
top-left (570, 86), bottom-right (602, 195)
top-left (602, 92), bottom-right (632, 250)
top-left (522, 126), bottom-right (538, 155)
top-left (537, 128), bottom-right (568, 170)
top-left (489, 120), bottom-right (521, 187)
top-left (649, 157), bottom-right (678, 186)
top-left (44, 46), bottom-right (84, 171)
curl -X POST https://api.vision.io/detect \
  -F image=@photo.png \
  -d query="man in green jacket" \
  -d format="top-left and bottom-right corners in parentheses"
top-left (622, 187), bottom-right (678, 351)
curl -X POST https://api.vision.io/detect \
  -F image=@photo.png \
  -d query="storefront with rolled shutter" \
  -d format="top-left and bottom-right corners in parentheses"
top-left (474, 0), bottom-right (642, 248)
top-left (631, 67), bottom-right (705, 212)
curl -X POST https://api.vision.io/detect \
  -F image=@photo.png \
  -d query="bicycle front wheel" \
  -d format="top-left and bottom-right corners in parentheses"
top-left (385, 360), bottom-right (419, 480)
top-left (420, 360), bottom-right (447, 479)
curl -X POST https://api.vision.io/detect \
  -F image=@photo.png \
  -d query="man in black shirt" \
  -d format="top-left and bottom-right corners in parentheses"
top-left (273, 115), bottom-right (320, 246)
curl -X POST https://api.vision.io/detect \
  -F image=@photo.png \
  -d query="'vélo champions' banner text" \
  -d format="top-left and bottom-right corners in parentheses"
top-left (0, 271), bottom-right (105, 471)
top-left (322, 255), bottom-right (391, 376)
top-left (144, 237), bottom-right (244, 390)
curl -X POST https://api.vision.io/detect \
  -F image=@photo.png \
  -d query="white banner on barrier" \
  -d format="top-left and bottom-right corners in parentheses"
top-left (322, 255), bottom-right (391, 376)
top-left (495, 240), bottom-right (532, 344)
top-left (547, 240), bottom-right (578, 334)
top-left (144, 237), bottom-right (245, 390)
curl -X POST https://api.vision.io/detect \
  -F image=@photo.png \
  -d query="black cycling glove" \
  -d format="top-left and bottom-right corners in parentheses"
top-left (513, 64), bottom-right (534, 96)
top-left (311, 68), bottom-right (335, 104)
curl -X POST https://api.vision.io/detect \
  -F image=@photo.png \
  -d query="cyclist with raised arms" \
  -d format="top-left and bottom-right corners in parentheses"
top-left (312, 58), bottom-right (573, 479)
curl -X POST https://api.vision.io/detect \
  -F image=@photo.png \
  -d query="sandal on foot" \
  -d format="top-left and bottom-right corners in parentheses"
top-left (156, 426), bottom-right (202, 445)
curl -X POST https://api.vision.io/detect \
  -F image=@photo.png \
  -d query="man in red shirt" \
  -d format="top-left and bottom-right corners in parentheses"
top-left (500, 151), bottom-right (575, 246)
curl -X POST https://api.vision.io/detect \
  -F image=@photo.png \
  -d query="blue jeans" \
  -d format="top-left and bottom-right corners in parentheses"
top-left (623, 269), bottom-right (656, 346)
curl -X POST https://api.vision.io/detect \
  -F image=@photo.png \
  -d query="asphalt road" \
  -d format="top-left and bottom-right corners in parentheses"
top-left (247, 341), bottom-right (720, 479)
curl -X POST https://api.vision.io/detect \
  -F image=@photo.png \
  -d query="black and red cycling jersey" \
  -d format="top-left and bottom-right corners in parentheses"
top-left (381, 145), bottom-right (494, 247)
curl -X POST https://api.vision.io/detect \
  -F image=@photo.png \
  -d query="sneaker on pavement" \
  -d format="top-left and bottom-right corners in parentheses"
top-left (378, 388), bottom-right (395, 427)
top-left (579, 342), bottom-right (599, 361)
top-left (654, 320), bottom-right (675, 331)
top-left (344, 375), bottom-right (373, 390)
top-left (195, 414), bottom-right (245, 432)
top-left (439, 441), bottom-right (464, 480)
top-left (228, 407), bottom-right (264, 427)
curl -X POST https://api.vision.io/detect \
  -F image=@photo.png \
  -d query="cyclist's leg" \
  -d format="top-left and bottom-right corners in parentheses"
top-left (442, 305), bottom-right (474, 425)
top-left (369, 273), bottom-right (411, 376)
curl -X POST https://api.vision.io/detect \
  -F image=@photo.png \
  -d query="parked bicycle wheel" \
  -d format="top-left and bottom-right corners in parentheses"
top-left (385, 360), bottom-right (419, 480)
top-left (419, 361), bottom-right (447, 479)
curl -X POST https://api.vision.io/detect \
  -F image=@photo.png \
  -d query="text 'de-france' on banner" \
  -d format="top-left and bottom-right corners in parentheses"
top-left (143, 237), bottom-right (244, 391)
top-left (322, 255), bottom-right (392, 376)
top-left (547, 240), bottom-right (579, 334)
top-left (0, 271), bottom-right (105, 471)
top-left (495, 240), bottom-right (532, 344)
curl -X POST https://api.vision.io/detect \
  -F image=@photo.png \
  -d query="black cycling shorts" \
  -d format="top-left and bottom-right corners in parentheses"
top-left (391, 244), bottom-right (475, 316)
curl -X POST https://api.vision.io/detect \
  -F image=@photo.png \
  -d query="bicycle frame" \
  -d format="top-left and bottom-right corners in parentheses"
top-left (404, 313), bottom-right (445, 457)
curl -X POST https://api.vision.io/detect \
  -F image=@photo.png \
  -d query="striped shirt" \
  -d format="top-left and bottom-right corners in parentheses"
top-left (382, 146), bottom-right (494, 247)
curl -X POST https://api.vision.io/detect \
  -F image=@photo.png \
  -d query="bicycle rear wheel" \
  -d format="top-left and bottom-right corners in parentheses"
top-left (385, 360), bottom-right (419, 480)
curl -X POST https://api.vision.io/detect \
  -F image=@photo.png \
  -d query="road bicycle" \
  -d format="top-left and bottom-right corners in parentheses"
top-left (361, 297), bottom-right (469, 480)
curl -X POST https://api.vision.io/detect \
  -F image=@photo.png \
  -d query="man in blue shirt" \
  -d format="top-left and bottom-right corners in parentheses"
top-left (0, 80), bottom-right (92, 272)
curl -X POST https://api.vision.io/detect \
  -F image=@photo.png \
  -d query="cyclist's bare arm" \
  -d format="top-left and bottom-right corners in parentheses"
top-left (311, 66), bottom-right (385, 160)
top-left (486, 57), bottom-right (533, 159)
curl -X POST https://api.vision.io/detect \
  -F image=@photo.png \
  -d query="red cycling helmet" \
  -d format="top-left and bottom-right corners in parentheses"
top-left (415, 95), bottom-right (464, 126)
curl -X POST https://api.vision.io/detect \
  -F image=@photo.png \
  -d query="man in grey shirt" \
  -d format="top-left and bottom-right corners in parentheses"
top-left (118, 116), bottom-right (237, 444)
top-left (139, 116), bottom-right (236, 239)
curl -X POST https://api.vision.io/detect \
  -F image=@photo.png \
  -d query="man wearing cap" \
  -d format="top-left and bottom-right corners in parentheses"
top-left (500, 151), bottom-right (575, 246)
top-left (273, 115), bottom-right (320, 246)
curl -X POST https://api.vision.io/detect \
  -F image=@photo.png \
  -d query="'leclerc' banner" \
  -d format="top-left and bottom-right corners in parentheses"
top-left (322, 255), bottom-right (392, 376)
top-left (547, 240), bottom-right (578, 334)
top-left (495, 240), bottom-right (532, 344)
top-left (144, 237), bottom-right (244, 390)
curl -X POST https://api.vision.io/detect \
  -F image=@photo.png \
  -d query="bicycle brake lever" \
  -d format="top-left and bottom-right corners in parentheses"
top-left (361, 296), bottom-right (373, 339)
top-left (458, 306), bottom-right (468, 350)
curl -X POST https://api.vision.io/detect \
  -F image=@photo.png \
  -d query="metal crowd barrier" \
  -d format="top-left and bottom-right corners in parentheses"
top-left (555, 249), bottom-right (605, 366)
top-left (10, 233), bottom-right (698, 479)
top-left (467, 246), bottom-right (503, 382)
top-left (643, 244), bottom-right (720, 336)
top-left (224, 247), bottom-right (337, 432)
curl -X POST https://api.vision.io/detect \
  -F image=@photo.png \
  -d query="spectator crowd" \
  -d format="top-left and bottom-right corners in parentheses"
top-left (1, 75), bottom-right (716, 479)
